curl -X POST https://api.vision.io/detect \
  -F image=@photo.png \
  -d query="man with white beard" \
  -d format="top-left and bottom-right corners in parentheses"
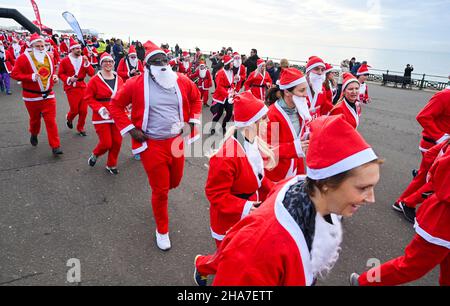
top-left (59, 34), bottom-right (71, 58)
top-left (231, 52), bottom-right (247, 92)
top-left (305, 56), bottom-right (334, 120)
top-left (10, 33), bottom-right (63, 156)
top-left (178, 51), bottom-right (192, 75)
top-left (189, 60), bottom-right (212, 107)
top-left (117, 44), bottom-right (144, 82)
top-left (109, 40), bottom-right (202, 251)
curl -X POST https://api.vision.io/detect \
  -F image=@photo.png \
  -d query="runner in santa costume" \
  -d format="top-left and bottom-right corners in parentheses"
top-left (416, 87), bottom-right (450, 155)
top-left (10, 33), bottom-right (63, 156)
top-left (351, 150), bottom-right (450, 286)
top-left (305, 56), bottom-right (334, 119)
top-left (265, 67), bottom-right (312, 182)
top-left (0, 40), bottom-right (15, 95)
top-left (83, 40), bottom-right (99, 68)
top-left (117, 45), bottom-right (144, 82)
top-left (58, 37), bottom-right (95, 136)
top-left (329, 73), bottom-right (362, 129)
top-left (244, 58), bottom-right (272, 100)
top-left (109, 40), bottom-right (202, 251)
top-left (178, 51), bottom-right (192, 75)
top-left (323, 63), bottom-right (337, 105)
top-left (85, 53), bottom-right (124, 175)
top-left (44, 38), bottom-right (60, 66)
top-left (189, 60), bottom-right (212, 107)
top-left (59, 35), bottom-right (71, 58)
top-left (8, 37), bottom-right (23, 62)
top-left (194, 115), bottom-right (381, 286)
top-left (392, 139), bottom-right (450, 223)
top-left (232, 52), bottom-right (246, 92)
top-left (210, 55), bottom-right (235, 135)
top-left (205, 91), bottom-right (275, 248)
top-left (356, 64), bottom-right (371, 104)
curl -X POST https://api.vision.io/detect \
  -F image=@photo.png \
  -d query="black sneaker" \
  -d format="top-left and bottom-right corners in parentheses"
top-left (106, 167), bottom-right (119, 175)
top-left (66, 120), bottom-right (73, 129)
top-left (193, 255), bottom-right (208, 286)
top-left (78, 131), bottom-right (87, 137)
top-left (52, 147), bottom-right (64, 156)
top-left (6, 91), bottom-right (12, 95)
top-left (88, 154), bottom-right (97, 167)
top-left (412, 169), bottom-right (418, 178)
top-left (30, 135), bottom-right (38, 146)
top-left (399, 202), bottom-right (416, 223)
top-left (392, 202), bottom-right (402, 212)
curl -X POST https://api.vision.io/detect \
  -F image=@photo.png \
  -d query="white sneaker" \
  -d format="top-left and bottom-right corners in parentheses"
top-left (155, 231), bottom-right (171, 251)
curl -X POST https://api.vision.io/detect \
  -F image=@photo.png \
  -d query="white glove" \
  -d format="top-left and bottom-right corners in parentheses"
top-left (98, 107), bottom-right (111, 120)
top-left (32, 73), bottom-right (39, 82)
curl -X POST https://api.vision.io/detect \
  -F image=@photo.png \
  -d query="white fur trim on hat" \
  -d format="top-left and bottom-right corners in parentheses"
top-left (306, 62), bottom-right (325, 73)
top-left (279, 76), bottom-right (307, 90)
top-left (144, 49), bottom-right (166, 63)
top-left (234, 105), bottom-right (268, 128)
top-left (70, 44), bottom-right (81, 50)
top-left (100, 55), bottom-right (114, 65)
top-left (307, 148), bottom-right (377, 180)
top-left (30, 37), bottom-right (44, 45)
top-left (342, 78), bottom-right (360, 91)
top-left (224, 58), bottom-right (233, 65)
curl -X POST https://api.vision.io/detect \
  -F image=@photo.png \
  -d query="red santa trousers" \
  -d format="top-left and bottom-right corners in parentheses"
top-left (359, 235), bottom-right (450, 286)
top-left (200, 89), bottom-right (209, 106)
top-left (140, 135), bottom-right (185, 234)
top-left (92, 124), bottom-right (123, 168)
top-left (196, 252), bottom-right (220, 276)
top-left (66, 87), bottom-right (88, 132)
top-left (24, 99), bottom-right (61, 149)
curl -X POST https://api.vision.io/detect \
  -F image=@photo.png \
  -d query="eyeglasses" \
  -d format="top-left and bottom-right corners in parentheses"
top-left (148, 59), bottom-right (169, 66)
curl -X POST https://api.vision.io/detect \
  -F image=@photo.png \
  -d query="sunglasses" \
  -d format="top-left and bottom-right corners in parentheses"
top-left (148, 59), bottom-right (169, 66)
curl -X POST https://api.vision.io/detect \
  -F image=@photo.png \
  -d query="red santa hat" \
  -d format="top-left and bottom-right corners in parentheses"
top-left (306, 115), bottom-right (377, 179)
top-left (69, 37), bottom-right (81, 50)
top-left (278, 67), bottom-right (307, 90)
top-left (223, 55), bottom-right (233, 65)
top-left (357, 64), bottom-right (371, 76)
top-left (29, 33), bottom-right (44, 46)
top-left (100, 52), bottom-right (114, 65)
top-left (86, 40), bottom-right (93, 46)
top-left (199, 60), bottom-right (206, 67)
top-left (128, 45), bottom-right (137, 56)
top-left (306, 56), bottom-right (326, 73)
top-left (169, 58), bottom-right (178, 67)
top-left (182, 51), bottom-right (189, 58)
top-left (232, 52), bottom-right (240, 58)
top-left (233, 91), bottom-right (269, 128)
top-left (164, 49), bottom-right (171, 55)
top-left (257, 58), bottom-right (265, 67)
top-left (325, 63), bottom-right (334, 74)
top-left (143, 40), bottom-right (165, 63)
top-left (342, 72), bottom-right (360, 92)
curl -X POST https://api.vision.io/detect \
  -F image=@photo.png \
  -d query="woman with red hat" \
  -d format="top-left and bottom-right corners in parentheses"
top-left (117, 44), bottom-right (144, 82)
top-left (323, 63), bottom-right (337, 105)
top-left (244, 58), bottom-right (272, 100)
top-left (351, 149), bottom-right (450, 286)
top-left (84, 53), bottom-right (124, 174)
top-left (356, 63), bottom-right (371, 104)
top-left (201, 91), bottom-right (275, 249)
top-left (329, 72), bottom-right (362, 129)
top-left (265, 67), bottom-right (311, 182)
top-left (189, 60), bottom-right (212, 107)
top-left (193, 115), bottom-right (381, 286)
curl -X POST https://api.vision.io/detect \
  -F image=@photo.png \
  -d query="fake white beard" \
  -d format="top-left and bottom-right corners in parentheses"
top-left (199, 68), bottom-right (207, 78)
top-left (183, 61), bottom-right (190, 70)
top-left (234, 59), bottom-right (241, 67)
top-left (129, 58), bottom-right (138, 67)
top-left (309, 72), bottom-right (324, 93)
top-left (12, 43), bottom-right (21, 56)
top-left (33, 48), bottom-right (46, 64)
top-left (293, 95), bottom-right (312, 121)
top-left (310, 214), bottom-right (343, 279)
top-left (151, 65), bottom-right (178, 89)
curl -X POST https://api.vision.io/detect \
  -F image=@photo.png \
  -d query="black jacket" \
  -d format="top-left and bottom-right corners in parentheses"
top-left (244, 54), bottom-right (260, 76)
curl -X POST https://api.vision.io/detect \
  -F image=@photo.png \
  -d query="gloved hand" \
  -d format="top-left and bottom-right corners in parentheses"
top-left (98, 107), bottom-right (111, 120)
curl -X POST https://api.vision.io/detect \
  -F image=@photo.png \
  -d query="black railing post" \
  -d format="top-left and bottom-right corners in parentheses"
top-left (386, 70), bottom-right (389, 75)
top-left (420, 74), bottom-right (426, 90)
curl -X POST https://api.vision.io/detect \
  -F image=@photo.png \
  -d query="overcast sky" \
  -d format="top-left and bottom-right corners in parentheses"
top-left (2, 0), bottom-right (450, 54)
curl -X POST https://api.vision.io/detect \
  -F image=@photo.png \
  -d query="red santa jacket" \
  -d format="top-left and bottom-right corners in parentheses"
top-left (266, 101), bottom-right (307, 182)
top-left (189, 68), bottom-right (212, 91)
top-left (212, 175), bottom-right (314, 286)
top-left (83, 46), bottom-right (99, 65)
top-left (84, 72), bottom-right (124, 125)
top-left (307, 85), bottom-right (334, 119)
top-left (10, 51), bottom-right (56, 102)
top-left (212, 68), bottom-right (234, 104)
top-left (329, 98), bottom-right (362, 129)
top-left (358, 82), bottom-right (370, 104)
top-left (414, 150), bottom-right (450, 248)
top-left (206, 136), bottom-right (274, 240)
top-left (2, 48), bottom-right (15, 73)
top-left (244, 70), bottom-right (272, 100)
top-left (59, 41), bottom-right (70, 56)
top-left (58, 55), bottom-right (95, 91)
top-left (234, 64), bottom-right (247, 92)
top-left (416, 88), bottom-right (450, 145)
top-left (109, 71), bottom-right (202, 155)
top-left (178, 61), bottom-right (192, 75)
top-left (117, 57), bottom-right (144, 82)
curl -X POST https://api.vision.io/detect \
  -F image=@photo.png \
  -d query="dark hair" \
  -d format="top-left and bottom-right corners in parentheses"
top-left (251, 48), bottom-right (257, 54)
top-left (265, 85), bottom-right (295, 106)
top-left (304, 159), bottom-right (383, 197)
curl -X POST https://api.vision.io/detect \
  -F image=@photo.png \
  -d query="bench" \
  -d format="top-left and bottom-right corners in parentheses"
top-left (382, 74), bottom-right (412, 88)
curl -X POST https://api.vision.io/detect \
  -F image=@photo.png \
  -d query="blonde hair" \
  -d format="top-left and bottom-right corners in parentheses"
top-left (280, 58), bottom-right (289, 68)
top-left (207, 125), bottom-right (276, 170)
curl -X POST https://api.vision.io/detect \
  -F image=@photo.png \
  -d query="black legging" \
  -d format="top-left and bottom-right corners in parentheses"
top-left (212, 99), bottom-right (234, 130)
